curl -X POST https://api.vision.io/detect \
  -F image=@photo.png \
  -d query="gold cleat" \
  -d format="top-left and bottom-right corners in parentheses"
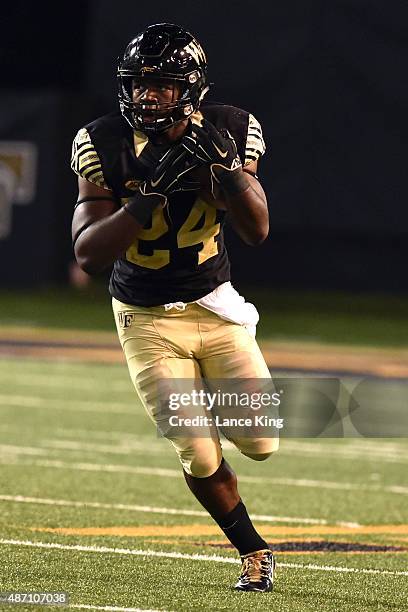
top-left (234, 548), bottom-right (275, 592)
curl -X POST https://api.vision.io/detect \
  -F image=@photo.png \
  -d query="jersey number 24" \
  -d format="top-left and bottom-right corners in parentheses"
top-left (126, 198), bottom-right (220, 270)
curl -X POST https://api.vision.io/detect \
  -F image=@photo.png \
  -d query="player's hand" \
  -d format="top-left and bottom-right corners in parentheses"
top-left (121, 137), bottom-right (200, 196)
top-left (181, 119), bottom-right (242, 179)
top-left (147, 144), bottom-right (201, 194)
top-left (125, 143), bottom-right (204, 225)
top-left (123, 181), bottom-right (167, 226)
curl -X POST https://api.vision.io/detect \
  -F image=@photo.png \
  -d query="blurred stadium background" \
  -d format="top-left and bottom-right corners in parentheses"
top-left (1, 0), bottom-right (407, 373)
top-left (1, 2), bottom-right (408, 611)
top-left (1, 0), bottom-right (408, 291)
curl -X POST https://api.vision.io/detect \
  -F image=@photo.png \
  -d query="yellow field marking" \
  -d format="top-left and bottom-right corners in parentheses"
top-left (1, 325), bottom-right (408, 376)
top-left (31, 524), bottom-right (408, 537)
top-left (262, 341), bottom-right (408, 378)
top-left (0, 326), bottom-right (117, 345)
top-left (0, 345), bottom-right (124, 363)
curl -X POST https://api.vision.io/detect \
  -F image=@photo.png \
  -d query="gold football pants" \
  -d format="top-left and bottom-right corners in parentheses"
top-left (113, 297), bottom-right (279, 477)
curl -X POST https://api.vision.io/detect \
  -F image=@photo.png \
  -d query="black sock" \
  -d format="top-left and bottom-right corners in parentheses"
top-left (216, 500), bottom-right (269, 556)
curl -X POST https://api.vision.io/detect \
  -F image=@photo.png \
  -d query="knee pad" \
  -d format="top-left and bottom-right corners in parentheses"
top-left (173, 438), bottom-right (223, 478)
top-left (231, 437), bottom-right (279, 460)
top-left (241, 451), bottom-right (273, 461)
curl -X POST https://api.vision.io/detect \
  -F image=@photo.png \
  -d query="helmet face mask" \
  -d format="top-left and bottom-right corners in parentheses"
top-left (117, 24), bottom-right (209, 134)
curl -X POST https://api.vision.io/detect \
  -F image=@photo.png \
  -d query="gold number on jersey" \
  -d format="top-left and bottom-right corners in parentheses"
top-left (177, 199), bottom-right (220, 264)
top-left (126, 205), bottom-right (170, 269)
top-left (125, 198), bottom-right (220, 269)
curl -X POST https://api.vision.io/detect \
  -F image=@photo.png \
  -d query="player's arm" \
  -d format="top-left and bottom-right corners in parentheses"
top-left (72, 177), bottom-right (162, 274)
top-left (223, 160), bottom-right (268, 246)
top-left (71, 131), bottom-right (195, 274)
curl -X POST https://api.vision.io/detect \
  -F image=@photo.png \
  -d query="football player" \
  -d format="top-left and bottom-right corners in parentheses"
top-left (71, 23), bottom-right (277, 592)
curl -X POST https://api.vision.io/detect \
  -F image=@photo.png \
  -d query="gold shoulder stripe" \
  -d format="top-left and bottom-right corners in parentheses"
top-left (71, 128), bottom-right (109, 190)
top-left (191, 110), bottom-right (204, 127)
top-left (245, 113), bottom-right (266, 165)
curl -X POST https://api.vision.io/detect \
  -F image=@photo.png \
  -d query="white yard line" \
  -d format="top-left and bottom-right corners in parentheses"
top-left (40, 440), bottom-right (167, 456)
top-left (0, 444), bottom-right (49, 456)
top-left (40, 440), bottom-right (166, 456)
top-left (289, 440), bottom-right (408, 453)
top-left (2, 433), bottom-right (407, 463)
top-left (278, 561), bottom-right (408, 577)
top-left (46, 428), bottom-right (408, 452)
top-left (53, 428), bottom-right (146, 440)
top-left (279, 441), bottom-right (408, 464)
top-left (35, 438), bottom-right (408, 463)
top-left (0, 494), bottom-right (360, 527)
top-left (1, 539), bottom-right (407, 577)
top-left (1, 456), bottom-right (407, 495)
top-left (2, 404), bottom-right (408, 460)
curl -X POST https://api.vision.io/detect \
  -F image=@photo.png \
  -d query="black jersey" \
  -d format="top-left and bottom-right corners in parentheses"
top-left (71, 102), bottom-right (266, 306)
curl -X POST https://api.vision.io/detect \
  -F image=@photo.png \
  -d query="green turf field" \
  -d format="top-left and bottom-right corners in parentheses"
top-left (1, 285), bottom-right (408, 345)
top-left (0, 355), bottom-right (407, 611)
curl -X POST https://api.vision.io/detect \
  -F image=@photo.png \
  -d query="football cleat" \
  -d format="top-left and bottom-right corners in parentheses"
top-left (234, 548), bottom-right (275, 592)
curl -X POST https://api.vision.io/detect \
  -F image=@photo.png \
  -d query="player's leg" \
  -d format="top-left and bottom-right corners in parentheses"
top-left (112, 298), bottom-right (223, 478)
top-left (113, 299), bottom-right (274, 590)
top-left (196, 306), bottom-right (277, 590)
top-left (198, 309), bottom-right (279, 459)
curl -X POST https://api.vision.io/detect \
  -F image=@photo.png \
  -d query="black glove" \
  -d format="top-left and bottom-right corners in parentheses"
top-left (121, 136), bottom-right (201, 198)
top-left (124, 144), bottom-right (202, 226)
top-left (180, 119), bottom-right (246, 196)
top-left (123, 182), bottom-right (166, 226)
top-left (147, 144), bottom-right (201, 195)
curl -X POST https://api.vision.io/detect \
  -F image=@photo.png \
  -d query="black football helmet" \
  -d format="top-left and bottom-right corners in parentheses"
top-left (117, 23), bottom-right (209, 134)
